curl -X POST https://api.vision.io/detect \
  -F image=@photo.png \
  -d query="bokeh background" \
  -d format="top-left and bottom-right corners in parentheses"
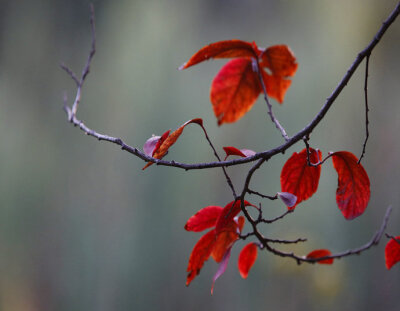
top-left (0, 0), bottom-right (399, 310)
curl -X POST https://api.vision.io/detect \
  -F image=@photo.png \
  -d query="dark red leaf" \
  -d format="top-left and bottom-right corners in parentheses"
top-left (223, 146), bottom-right (256, 160)
top-left (185, 206), bottom-right (223, 232)
top-left (280, 148), bottom-right (322, 209)
top-left (215, 200), bottom-right (254, 233)
top-left (179, 40), bottom-right (258, 70)
top-left (238, 243), bottom-right (258, 278)
top-left (186, 229), bottom-right (217, 286)
top-left (210, 58), bottom-right (262, 125)
top-left (385, 236), bottom-right (400, 270)
top-left (331, 151), bottom-right (370, 220)
top-left (306, 249), bottom-right (334, 264)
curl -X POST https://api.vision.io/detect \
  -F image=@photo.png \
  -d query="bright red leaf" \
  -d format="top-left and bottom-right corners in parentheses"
top-left (143, 118), bottom-right (203, 169)
top-left (280, 148), bottom-right (322, 209)
top-left (211, 58), bottom-right (262, 125)
top-left (306, 249), bottom-right (334, 264)
top-left (185, 206), bottom-right (223, 232)
top-left (186, 229), bottom-right (217, 286)
top-left (331, 151), bottom-right (370, 220)
top-left (179, 40), bottom-right (258, 70)
top-left (260, 45), bottom-right (298, 77)
top-left (215, 200), bottom-right (254, 233)
top-left (238, 243), bottom-right (258, 278)
top-left (223, 146), bottom-right (256, 160)
top-left (385, 236), bottom-right (400, 270)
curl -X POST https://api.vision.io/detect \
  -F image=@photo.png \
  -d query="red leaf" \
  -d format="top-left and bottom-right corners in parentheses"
top-left (331, 151), bottom-right (370, 220)
top-left (211, 247), bottom-right (231, 295)
top-left (179, 40), bottom-right (258, 70)
top-left (215, 200), bottom-right (254, 233)
top-left (260, 45), bottom-right (298, 77)
top-left (212, 220), bottom-right (238, 262)
top-left (186, 229), bottom-right (217, 286)
top-left (143, 118), bottom-right (203, 169)
top-left (262, 71), bottom-right (292, 104)
top-left (306, 249), bottom-right (334, 264)
top-left (223, 146), bottom-right (256, 160)
top-left (280, 148), bottom-right (322, 209)
top-left (210, 58), bottom-right (262, 125)
top-left (185, 206), bottom-right (223, 232)
top-left (385, 236), bottom-right (400, 270)
top-left (238, 243), bottom-right (258, 278)
top-left (237, 215), bottom-right (245, 233)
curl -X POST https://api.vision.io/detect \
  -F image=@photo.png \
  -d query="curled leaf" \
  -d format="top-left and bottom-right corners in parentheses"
top-left (185, 206), bottom-right (223, 232)
top-left (238, 243), bottom-right (258, 279)
top-left (280, 148), bottom-right (322, 209)
top-left (306, 249), bottom-right (334, 264)
top-left (331, 151), bottom-right (370, 220)
top-left (179, 40), bottom-right (258, 70)
top-left (277, 192), bottom-right (297, 208)
top-left (223, 146), bottom-right (256, 160)
top-left (211, 247), bottom-right (232, 295)
top-left (143, 130), bottom-right (170, 157)
top-left (385, 236), bottom-right (400, 270)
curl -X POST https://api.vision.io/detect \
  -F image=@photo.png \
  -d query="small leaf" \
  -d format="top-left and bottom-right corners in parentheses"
top-left (223, 146), bottom-right (256, 160)
top-left (385, 236), bottom-right (400, 270)
top-left (143, 130), bottom-right (170, 156)
top-left (186, 229), bottom-right (217, 286)
top-left (260, 45), bottom-right (298, 77)
top-left (143, 118), bottom-right (203, 169)
top-left (306, 249), bottom-right (334, 264)
top-left (331, 151), bottom-right (370, 220)
top-left (277, 192), bottom-right (297, 208)
top-left (211, 247), bottom-right (232, 295)
top-left (238, 243), bottom-right (258, 279)
top-left (210, 58), bottom-right (262, 125)
top-left (215, 200), bottom-right (254, 234)
top-left (280, 148), bottom-right (322, 209)
top-left (185, 206), bottom-right (223, 232)
top-left (179, 40), bottom-right (258, 70)
top-left (262, 71), bottom-right (292, 104)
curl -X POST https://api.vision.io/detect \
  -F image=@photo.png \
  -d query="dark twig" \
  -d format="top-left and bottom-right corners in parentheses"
top-left (247, 189), bottom-right (278, 200)
top-left (303, 138), bottom-right (332, 167)
top-left (256, 209), bottom-right (294, 224)
top-left (265, 237), bottom-right (307, 244)
top-left (358, 54), bottom-right (370, 164)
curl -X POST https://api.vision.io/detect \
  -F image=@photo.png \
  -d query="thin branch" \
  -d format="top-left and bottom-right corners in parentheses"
top-left (265, 237), bottom-right (307, 244)
top-left (303, 138), bottom-right (332, 167)
top-left (247, 189), bottom-right (278, 200)
top-left (256, 209), bottom-right (293, 224)
top-left (358, 54), bottom-right (370, 164)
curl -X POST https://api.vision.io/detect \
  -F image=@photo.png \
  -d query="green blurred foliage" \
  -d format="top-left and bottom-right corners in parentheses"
top-left (0, 0), bottom-right (399, 310)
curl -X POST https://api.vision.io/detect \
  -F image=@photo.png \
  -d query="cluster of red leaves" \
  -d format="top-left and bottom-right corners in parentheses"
top-left (180, 40), bottom-right (298, 125)
top-left (280, 148), bottom-right (370, 220)
top-left (185, 200), bottom-right (258, 293)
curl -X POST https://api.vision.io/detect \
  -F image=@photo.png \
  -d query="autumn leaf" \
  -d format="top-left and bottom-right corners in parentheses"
top-left (331, 151), bottom-right (370, 220)
top-left (262, 71), bottom-right (292, 104)
top-left (212, 220), bottom-right (239, 262)
top-left (143, 130), bottom-right (170, 156)
top-left (143, 118), bottom-right (203, 169)
top-left (186, 229), bottom-right (217, 286)
top-left (185, 206), bottom-right (223, 232)
top-left (306, 249), bottom-right (334, 264)
top-left (215, 200), bottom-right (254, 233)
top-left (179, 40), bottom-right (258, 70)
top-left (238, 243), bottom-right (258, 278)
top-left (385, 236), bottom-right (400, 270)
top-left (211, 247), bottom-right (232, 295)
top-left (223, 146), bottom-right (256, 160)
top-left (260, 45), bottom-right (298, 77)
top-left (280, 148), bottom-right (322, 209)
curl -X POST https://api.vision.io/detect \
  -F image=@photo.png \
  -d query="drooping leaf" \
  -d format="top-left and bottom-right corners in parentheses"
top-left (210, 58), bottom-right (262, 125)
top-left (143, 118), bottom-right (203, 170)
top-left (211, 247), bottom-right (232, 295)
top-left (143, 130), bottom-right (170, 157)
top-left (186, 229), bottom-right (217, 286)
top-left (331, 151), bottom-right (370, 220)
top-left (223, 146), bottom-right (256, 160)
top-left (262, 71), bottom-right (292, 104)
top-left (236, 216), bottom-right (245, 233)
top-left (238, 243), bottom-right (258, 279)
top-left (280, 148), bottom-right (322, 209)
top-left (212, 220), bottom-right (239, 262)
top-left (306, 249), bottom-right (334, 264)
top-left (260, 45), bottom-right (298, 77)
top-left (179, 40), bottom-right (258, 70)
top-left (185, 206), bottom-right (223, 232)
top-left (215, 200), bottom-right (254, 233)
top-left (277, 192), bottom-right (297, 208)
top-left (385, 236), bottom-right (400, 270)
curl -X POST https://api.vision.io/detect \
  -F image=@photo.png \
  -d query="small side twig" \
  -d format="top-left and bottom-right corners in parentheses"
top-left (256, 209), bottom-right (293, 224)
top-left (247, 189), bottom-right (278, 200)
top-left (358, 54), bottom-right (370, 164)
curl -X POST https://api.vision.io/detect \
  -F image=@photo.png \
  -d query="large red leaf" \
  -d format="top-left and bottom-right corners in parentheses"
top-left (179, 40), bottom-right (258, 70)
top-left (385, 236), bottom-right (400, 270)
top-left (280, 148), bottom-right (322, 209)
top-left (331, 151), bottom-right (370, 220)
top-left (186, 229), bottom-right (217, 286)
top-left (215, 200), bottom-right (254, 233)
top-left (210, 58), bottom-right (262, 125)
top-left (260, 45), bottom-right (298, 77)
top-left (212, 220), bottom-right (239, 262)
top-left (306, 249), bottom-right (334, 264)
top-left (185, 206), bottom-right (223, 232)
top-left (238, 243), bottom-right (258, 278)
top-left (143, 118), bottom-right (203, 169)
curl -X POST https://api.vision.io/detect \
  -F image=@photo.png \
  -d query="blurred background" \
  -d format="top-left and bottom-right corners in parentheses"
top-left (0, 0), bottom-right (399, 310)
